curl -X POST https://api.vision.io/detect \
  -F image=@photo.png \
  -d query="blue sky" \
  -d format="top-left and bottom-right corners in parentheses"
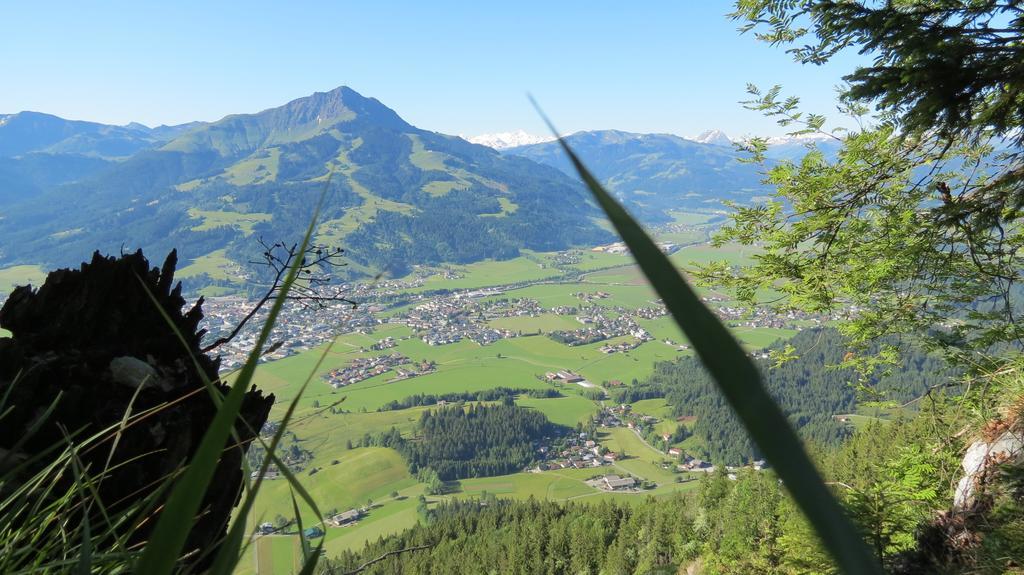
top-left (1, 1), bottom-right (864, 138)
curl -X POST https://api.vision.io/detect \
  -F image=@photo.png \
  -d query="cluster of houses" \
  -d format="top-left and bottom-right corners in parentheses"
top-left (533, 433), bottom-right (620, 471)
top-left (574, 290), bottom-right (611, 302)
top-left (400, 296), bottom-right (540, 347)
top-left (595, 405), bottom-right (658, 431)
top-left (599, 339), bottom-right (646, 354)
top-left (370, 337), bottom-right (397, 350)
top-left (633, 305), bottom-right (668, 320)
top-left (549, 309), bottom-right (653, 347)
top-left (550, 250), bottom-right (582, 266)
top-left (713, 302), bottom-right (826, 330)
top-left (321, 353), bottom-right (411, 388)
top-left (591, 241), bottom-right (678, 255)
top-left (201, 296), bottom-right (384, 372)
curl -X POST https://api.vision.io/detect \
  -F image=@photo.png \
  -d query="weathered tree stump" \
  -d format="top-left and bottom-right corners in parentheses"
top-left (0, 249), bottom-right (274, 568)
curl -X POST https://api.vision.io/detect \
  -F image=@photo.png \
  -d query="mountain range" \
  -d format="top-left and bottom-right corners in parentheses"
top-left (0, 87), bottom-right (840, 284)
top-left (502, 130), bottom-right (770, 221)
top-left (0, 88), bottom-right (609, 279)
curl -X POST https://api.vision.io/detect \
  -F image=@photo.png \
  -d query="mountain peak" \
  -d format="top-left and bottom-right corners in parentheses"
top-left (257, 85), bottom-right (410, 132)
top-left (468, 129), bottom-right (555, 150)
top-left (162, 86), bottom-right (411, 155)
top-left (691, 129), bottom-right (733, 147)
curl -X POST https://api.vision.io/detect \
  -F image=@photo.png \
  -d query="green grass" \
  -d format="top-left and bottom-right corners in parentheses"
top-left (488, 313), bottom-right (582, 333)
top-left (516, 394), bottom-right (599, 426)
top-left (253, 448), bottom-right (413, 526)
top-left (449, 468), bottom-right (599, 501)
top-left (599, 428), bottom-right (679, 485)
top-left (0, 264), bottom-right (46, 293)
top-left (222, 148), bottom-right (281, 186)
top-left (176, 249), bottom-right (245, 282)
top-left (729, 326), bottom-right (798, 349)
top-left (405, 256), bottom-right (559, 292)
top-left (188, 208), bottom-right (272, 235)
top-left (321, 489), bottom-right (424, 554)
top-left (630, 399), bottom-right (681, 436)
top-left (665, 210), bottom-right (719, 226)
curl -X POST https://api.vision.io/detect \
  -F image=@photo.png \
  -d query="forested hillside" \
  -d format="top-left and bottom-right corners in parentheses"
top-left (614, 328), bottom-right (954, 464)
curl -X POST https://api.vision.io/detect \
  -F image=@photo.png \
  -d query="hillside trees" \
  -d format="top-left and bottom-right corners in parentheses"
top-left (365, 403), bottom-right (566, 481)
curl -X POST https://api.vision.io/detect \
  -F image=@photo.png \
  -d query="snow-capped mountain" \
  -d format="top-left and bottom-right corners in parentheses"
top-left (762, 132), bottom-right (836, 145)
top-left (690, 129), bottom-right (734, 147)
top-left (468, 129), bottom-right (555, 150)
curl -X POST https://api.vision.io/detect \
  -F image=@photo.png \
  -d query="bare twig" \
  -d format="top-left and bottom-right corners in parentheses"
top-left (201, 238), bottom-right (356, 353)
top-left (336, 544), bottom-right (434, 575)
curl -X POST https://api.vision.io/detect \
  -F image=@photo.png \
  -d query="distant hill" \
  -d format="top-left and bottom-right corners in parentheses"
top-left (504, 130), bottom-right (769, 221)
top-left (0, 88), bottom-right (609, 277)
top-left (0, 112), bottom-right (200, 205)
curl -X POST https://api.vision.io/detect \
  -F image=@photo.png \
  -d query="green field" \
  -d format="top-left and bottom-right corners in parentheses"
top-left (597, 427), bottom-right (699, 487)
top-left (488, 313), bottom-right (581, 333)
top-left (188, 208), bottom-right (272, 234)
top-left (516, 394), bottom-right (599, 426)
top-left (0, 264), bottom-right (46, 293)
top-left (177, 249), bottom-right (245, 282)
top-left (407, 256), bottom-right (559, 292)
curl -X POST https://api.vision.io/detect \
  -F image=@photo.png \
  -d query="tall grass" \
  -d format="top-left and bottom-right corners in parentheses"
top-left (0, 187), bottom-right (336, 574)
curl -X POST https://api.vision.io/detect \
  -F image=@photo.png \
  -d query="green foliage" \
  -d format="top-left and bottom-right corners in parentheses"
top-left (700, 91), bottom-right (1023, 367)
top-left (722, 1), bottom-right (1024, 369)
top-left (731, 1), bottom-right (1024, 149)
top-left (322, 496), bottom-right (697, 575)
top-left (373, 403), bottom-right (567, 481)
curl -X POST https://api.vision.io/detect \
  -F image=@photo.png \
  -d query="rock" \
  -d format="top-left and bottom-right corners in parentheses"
top-left (953, 431), bottom-right (1024, 508)
top-left (0, 250), bottom-right (274, 571)
top-left (109, 356), bottom-right (159, 389)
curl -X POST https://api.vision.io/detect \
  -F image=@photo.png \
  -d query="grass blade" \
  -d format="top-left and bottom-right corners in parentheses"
top-left (532, 100), bottom-right (882, 574)
top-left (134, 187), bottom-right (328, 574)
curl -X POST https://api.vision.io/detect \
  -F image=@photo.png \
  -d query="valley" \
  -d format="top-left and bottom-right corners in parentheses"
top-left (219, 213), bottom-right (832, 574)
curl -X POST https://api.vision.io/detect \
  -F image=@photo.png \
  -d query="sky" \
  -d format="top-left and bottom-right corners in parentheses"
top-left (1, 1), bottom-right (866, 139)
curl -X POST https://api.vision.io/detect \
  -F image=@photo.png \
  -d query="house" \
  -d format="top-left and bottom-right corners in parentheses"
top-left (256, 522), bottom-right (275, 535)
top-left (607, 380), bottom-right (623, 387)
top-left (668, 447), bottom-right (683, 457)
top-left (303, 526), bottom-right (324, 539)
top-left (327, 509), bottom-right (362, 526)
top-left (603, 474), bottom-right (637, 490)
top-left (556, 370), bottom-right (584, 383)
top-left (250, 467), bottom-right (281, 481)
top-left (603, 452), bottom-right (619, 462)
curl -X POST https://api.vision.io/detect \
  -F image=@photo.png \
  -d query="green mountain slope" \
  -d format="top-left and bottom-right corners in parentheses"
top-left (0, 87), bottom-right (610, 277)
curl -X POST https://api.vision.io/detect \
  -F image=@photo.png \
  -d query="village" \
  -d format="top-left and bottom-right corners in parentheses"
top-left (321, 353), bottom-right (436, 389)
top-left (192, 249), bottom-right (832, 375)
